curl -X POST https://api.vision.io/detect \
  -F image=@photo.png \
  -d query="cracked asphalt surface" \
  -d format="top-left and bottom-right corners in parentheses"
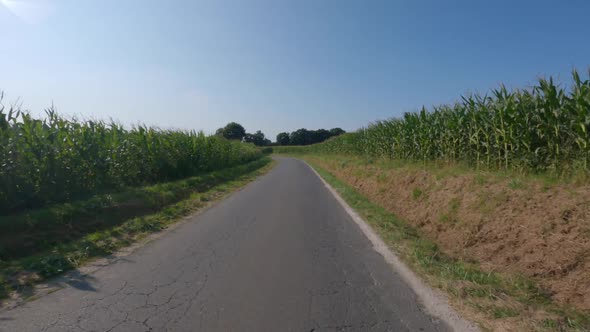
top-left (0, 158), bottom-right (450, 332)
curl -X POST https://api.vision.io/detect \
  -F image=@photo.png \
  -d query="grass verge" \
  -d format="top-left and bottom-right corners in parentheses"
top-left (300, 156), bottom-right (589, 332)
top-left (0, 157), bottom-right (274, 302)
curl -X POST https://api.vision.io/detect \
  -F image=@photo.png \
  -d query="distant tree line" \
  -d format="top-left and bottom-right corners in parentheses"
top-left (276, 128), bottom-right (345, 146)
top-left (215, 122), bottom-right (270, 146)
top-left (215, 122), bottom-right (345, 146)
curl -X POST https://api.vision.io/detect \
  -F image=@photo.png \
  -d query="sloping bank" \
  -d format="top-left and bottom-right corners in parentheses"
top-left (285, 153), bottom-right (589, 331)
top-left (0, 157), bottom-right (274, 305)
top-left (274, 72), bottom-right (590, 331)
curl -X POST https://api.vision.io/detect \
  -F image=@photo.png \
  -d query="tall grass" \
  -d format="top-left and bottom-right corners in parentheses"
top-left (282, 70), bottom-right (590, 175)
top-left (0, 99), bottom-right (261, 213)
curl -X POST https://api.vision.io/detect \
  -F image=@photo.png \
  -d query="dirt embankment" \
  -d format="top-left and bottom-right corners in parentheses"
top-left (311, 157), bottom-right (590, 311)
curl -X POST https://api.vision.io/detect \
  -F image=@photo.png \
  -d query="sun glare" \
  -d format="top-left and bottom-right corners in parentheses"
top-left (0, 0), bottom-right (54, 24)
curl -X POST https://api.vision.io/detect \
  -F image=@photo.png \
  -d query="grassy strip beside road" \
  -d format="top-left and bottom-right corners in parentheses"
top-left (0, 157), bottom-right (274, 302)
top-left (301, 156), bottom-right (589, 331)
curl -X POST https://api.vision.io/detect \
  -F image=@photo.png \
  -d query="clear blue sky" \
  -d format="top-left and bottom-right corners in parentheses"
top-left (1, 0), bottom-right (589, 140)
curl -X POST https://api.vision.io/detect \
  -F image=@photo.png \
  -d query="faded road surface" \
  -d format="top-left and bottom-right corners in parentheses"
top-left (0, 158), bottom-right (450, 332)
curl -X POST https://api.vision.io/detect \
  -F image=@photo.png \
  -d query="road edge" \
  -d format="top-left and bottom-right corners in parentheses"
top-left (0, 159), bottom-right (277, 312)
top-left (302, 159), bottom-right (480, 332)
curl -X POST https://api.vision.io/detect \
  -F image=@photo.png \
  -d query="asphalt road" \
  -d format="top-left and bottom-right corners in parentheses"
top-left (0, 158), bottom-right (451, 332)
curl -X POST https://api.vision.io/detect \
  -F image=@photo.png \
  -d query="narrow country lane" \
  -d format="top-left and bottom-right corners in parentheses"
top-left (0, 158), bottom-right (451, 332)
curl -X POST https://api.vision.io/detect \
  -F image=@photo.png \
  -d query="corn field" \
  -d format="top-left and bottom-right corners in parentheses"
top-left (289, 70), bottom-right (590, 174)
top-left (0, 101), bottom-right (261, 213)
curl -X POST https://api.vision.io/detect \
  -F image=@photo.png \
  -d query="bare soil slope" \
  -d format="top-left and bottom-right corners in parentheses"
top-left (309, 156), bottom-right (590, 311)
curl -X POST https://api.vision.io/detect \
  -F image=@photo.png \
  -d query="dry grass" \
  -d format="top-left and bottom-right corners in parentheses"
top-left (301, 154), bottom-right (590, 331)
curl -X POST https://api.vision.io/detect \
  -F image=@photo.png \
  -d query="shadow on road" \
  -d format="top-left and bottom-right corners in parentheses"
top-left (60, 271), bottom-right (98, 292)
top-left (38, 270), bottom-right (102, 294)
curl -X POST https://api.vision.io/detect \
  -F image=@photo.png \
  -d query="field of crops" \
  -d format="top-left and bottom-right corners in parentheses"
top-left (278, 71), bottom-right (590, 175)
top-left (0, 104), bottom-right (262, 213)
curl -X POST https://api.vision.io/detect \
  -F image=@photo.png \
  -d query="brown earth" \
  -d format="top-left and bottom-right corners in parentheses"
top-left (309, 157), bottom-right (590, 312)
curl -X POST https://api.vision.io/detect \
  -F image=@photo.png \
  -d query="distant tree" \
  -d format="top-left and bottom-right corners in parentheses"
top-left (219, 122), bottom-right (246, 140)
top-left (244, 130), bottom-right (269, 146)
top-left (314, 129), bottom-right (331, 142)
top-left (284, 127), bottom-right (346, 145)
top-left (276, 132), bottom-right (290, 145)
top-left (215, 128), bottom-right (224, 136)
top-left (329, 128), bottom-right (345, 137)
top-left (289, 128), bottom-right (310, 145)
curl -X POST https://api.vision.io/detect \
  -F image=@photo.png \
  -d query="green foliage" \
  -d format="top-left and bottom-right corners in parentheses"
top-left (492, 306), bottom-right (520, 318)
top-left (216, 122), bottom-right (246, 141)
top-left (244, 130), bottom-right (271, 146)
top-left (28, 253), bottom-right (76, 277)
top-left (0, 276), bottom-right (9, 299)
top-left (282, 71), bottom-right (590, 176)
top-left (329, 127), bottom-right (346, 137)
top-left (411, 188), bottom-right (423, 200)
top-left (278, 127), bottom-right (346, 146)
top-left (276, 132), bottom-right (290, 145)
top-left (0, 105), bottom-right (261, 213)
top-left (260, 147), bottom-right (273, 154)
